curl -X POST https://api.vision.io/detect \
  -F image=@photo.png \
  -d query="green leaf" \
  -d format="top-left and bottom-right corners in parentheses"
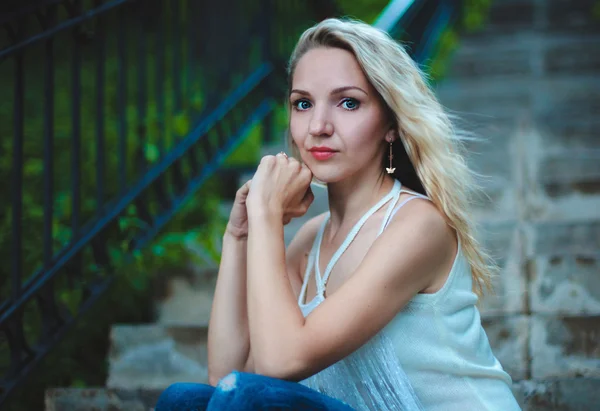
top-left (145, 143), bottom-right (160, 163)
top-left (174, 113), bottom-right (190, 136)
top-left (24, 159), bottom-right (43, 175)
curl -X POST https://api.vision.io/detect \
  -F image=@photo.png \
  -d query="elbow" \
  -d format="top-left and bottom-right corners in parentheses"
top-left (208, 366), bottom-right (225, 387)
top-left (208, 363), bottom-right (232, 387)
top-left (208, 373), bottom-right (220, 387)
top-left (253, 353), bottom-right (306, 382)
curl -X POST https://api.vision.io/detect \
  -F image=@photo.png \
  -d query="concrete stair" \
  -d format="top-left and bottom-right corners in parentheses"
top-left (435, 0), bottom-right (600, 409)
top-left (45, 0), bottom-right (599, 409)
top-left (107, 325), bottom-right (209, 390)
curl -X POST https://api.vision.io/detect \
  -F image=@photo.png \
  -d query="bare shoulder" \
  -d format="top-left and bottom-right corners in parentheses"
top-left (396, 196), bottom-right (450, 232)
top-left (383, 196), bottom-right (457, 290)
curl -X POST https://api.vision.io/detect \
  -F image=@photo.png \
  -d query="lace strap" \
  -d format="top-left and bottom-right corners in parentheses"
top-left (381, 192), bottom-right (430, 232)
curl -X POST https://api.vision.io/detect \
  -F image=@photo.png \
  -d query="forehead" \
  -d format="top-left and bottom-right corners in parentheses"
top-left (292, 47), bottom-right (370, 91)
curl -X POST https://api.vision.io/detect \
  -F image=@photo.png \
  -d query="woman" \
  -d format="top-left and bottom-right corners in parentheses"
top-left (156, 18), bottom-right (521, 410)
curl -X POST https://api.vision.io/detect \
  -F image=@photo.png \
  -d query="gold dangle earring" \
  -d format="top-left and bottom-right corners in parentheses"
top-left (386, 139), bottom-right (395, 174)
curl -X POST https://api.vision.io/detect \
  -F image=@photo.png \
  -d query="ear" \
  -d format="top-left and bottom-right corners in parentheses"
top-left (384, 127), bottom-right (397, 143)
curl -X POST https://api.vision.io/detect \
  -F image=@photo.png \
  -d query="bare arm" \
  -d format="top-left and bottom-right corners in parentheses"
top-left (246, 199), bottom-right (454, 381)
top-left (207, 211), bottom-right (321, 386)
top-left (207, 231), bottom-right (251, 386)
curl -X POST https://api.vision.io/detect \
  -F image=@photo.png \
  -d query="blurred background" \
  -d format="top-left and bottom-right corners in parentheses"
top-left (0, 0), bottom-right (598, 409)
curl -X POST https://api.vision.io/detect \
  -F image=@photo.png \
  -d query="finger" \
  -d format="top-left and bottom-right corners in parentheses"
top-left (260, 155), bottom-right (276, 166)
top-left (235, 179), bottom-right (252, 200)
top-left (288, 157), bottom-right (302, 172)
top-left (287, 187), bottom-right (315, 218)
top-left (301, 186), bottom-right (315, 208)
top-left (301, 162), bottom-right (313, 176)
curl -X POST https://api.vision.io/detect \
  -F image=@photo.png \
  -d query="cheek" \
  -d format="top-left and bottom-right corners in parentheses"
top-left (337, 115), bottom-right (383, 152)
top-left (289, 115), bottom-right (305, 145)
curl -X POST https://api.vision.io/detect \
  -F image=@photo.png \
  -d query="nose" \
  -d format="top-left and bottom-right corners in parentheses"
top-left (308, 106), bottom-right (334, 137)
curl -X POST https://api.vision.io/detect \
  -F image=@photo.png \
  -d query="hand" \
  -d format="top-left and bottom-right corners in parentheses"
top-left (225, 174), bottom-right (306, 240)
top-left (225, 179), bottom-right (253, 240)
top-left (247, 153), bottom-right (314, 220)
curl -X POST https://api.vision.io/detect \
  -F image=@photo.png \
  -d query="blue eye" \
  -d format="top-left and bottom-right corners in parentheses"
top-left (341, 98), bottom-right (359, 110)
top-left (293, 100), bottom-right (312, 111)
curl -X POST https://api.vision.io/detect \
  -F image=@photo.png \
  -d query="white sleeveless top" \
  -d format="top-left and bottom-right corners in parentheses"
top-left (297, 180), bottom-right (521, 411)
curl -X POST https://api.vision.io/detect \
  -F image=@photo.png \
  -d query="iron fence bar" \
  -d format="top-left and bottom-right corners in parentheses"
top-left (413, 1), bottom-right (455, 64)
top-left (0, 0), bottom-right (132, 59)
top-left (43, 4), bottom-right (57, 268)
top-left (185, 0), bottom-right (194, 114)
top-left (117, 4), bottom-right (127, 194)
top-left (261, 0), bottom-right (274, 144)
top-left (71, 0), bottom-right (82, 238)
top-left (95, 0), bottom-right (106, 213)
top-left (134, 98), bottom-right (275, 249)
top-left (0, 62), bottom-right (273, 325)
top-left (156, 1), bottom-right (166, 157)
top-left (172, 0), bottom-right (182, 114)
top-left (374, 0), bottom-right (416, 32)
top-left (11, 49), bottom-right (24, 303)
top-left (136, 12), bottom-right (147, 174)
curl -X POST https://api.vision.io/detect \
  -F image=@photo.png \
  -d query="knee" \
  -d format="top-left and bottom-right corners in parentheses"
top-left (215, 371), bottom-right (239, 392)
top-left (155, 382), bottom-right (213, 411)
top-left (215, 371), bottom-right (266, 392)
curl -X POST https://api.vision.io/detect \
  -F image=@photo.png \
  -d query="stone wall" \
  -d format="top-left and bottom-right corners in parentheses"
top-left (435, 0), bottom-right (600, 406)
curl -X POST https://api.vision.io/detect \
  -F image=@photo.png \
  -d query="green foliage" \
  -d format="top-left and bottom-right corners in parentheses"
top-left (224, 123), bottom-right (264, 166)
top-left (461, 0), bottom-right (493, 31)
top-left (428, 28), bottom-right (460, 81)
top-left (593, 0), bottom-right (600, 20)
top-left (336, 0), bottom-right (391, 23)
top-left (0, 3), bottom-right (252, 408)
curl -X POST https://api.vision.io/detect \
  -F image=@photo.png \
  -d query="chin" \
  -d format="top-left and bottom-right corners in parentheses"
top-left (301, 156), bottom-right (351, 184)
top-left (309, 169), bottom-right (348, 185)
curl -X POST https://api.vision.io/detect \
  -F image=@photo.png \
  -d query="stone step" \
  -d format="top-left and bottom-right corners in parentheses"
top-left (476, 222), bottom-right (526, 316)
top-left (445, 24), bottom-right (600, 79)
top-left (527, 220), bottom-right (600, 314)
top-left (474, 219), bottom-right (600, 317)
top-left (107, 325), bottom-right (209, 391)
top-left (461, 0), bottom-right (600, 40)
top-left (154, 272), bottom-right (216, 326)
top-left (44, 378), bottom-right (600, 410)
top-left (513, 378), bottom-right (600, 410)
top-left (45, 388), bottom-right (162, 411)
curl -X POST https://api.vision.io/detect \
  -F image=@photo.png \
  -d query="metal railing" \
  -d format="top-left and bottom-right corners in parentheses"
top-left (0, 0), bottom-right (338, 405)
top-left (376, 0), bottom-right (462, 65)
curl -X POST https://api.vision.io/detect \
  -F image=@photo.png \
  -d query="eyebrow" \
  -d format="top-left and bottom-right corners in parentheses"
top-left (290, 86), bottom-right (369, 97)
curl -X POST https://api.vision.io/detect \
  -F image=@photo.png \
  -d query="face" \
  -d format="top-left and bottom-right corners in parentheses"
top-left (289, 47), bottom-right (393, 183)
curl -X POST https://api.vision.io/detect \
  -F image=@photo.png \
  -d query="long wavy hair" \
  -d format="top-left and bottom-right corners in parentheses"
top-left (286, 18), bottom-right (495, 296)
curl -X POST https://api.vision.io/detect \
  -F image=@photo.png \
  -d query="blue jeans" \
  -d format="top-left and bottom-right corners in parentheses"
top-left (155, 371), bottom-right (355, 410)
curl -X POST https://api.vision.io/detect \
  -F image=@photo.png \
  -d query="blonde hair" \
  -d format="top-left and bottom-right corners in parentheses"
top-left (286, 18), bottom-right (496, 296)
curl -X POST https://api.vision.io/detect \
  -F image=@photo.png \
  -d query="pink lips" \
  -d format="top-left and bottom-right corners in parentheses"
top-left (310, 151), bottom-right (336, 160)
top-left (309, 146), bottom-right (337, 161)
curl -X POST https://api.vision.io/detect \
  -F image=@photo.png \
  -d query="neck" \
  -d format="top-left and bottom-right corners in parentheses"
top-left (325, 167), bottom-right (396, 239)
